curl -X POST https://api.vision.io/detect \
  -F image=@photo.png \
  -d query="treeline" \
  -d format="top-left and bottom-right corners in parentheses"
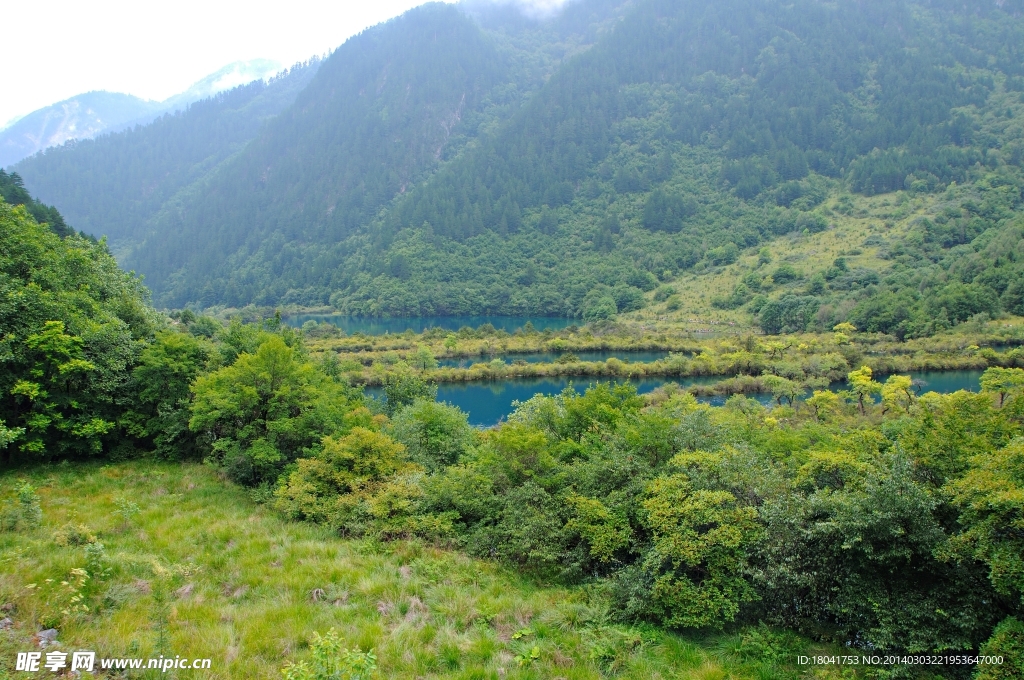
top-left (0, 170), bottom-right (73, 238)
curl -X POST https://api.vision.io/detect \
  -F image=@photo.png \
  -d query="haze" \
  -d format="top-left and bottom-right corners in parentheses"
top-left (2, 0), bottom-right (571, 129)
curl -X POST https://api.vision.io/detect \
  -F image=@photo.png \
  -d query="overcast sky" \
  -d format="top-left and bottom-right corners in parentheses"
top-left (3, 0), bottom-right (572, 129)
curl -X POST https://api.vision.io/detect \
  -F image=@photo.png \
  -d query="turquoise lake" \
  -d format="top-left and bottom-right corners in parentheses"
top-left (367, 370), bottom-right (985, 427)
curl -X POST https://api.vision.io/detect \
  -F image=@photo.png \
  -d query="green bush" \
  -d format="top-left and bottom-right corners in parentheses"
top-left (281, 629), bottom-right (378, 680)
top-left (189, 336), bottom-right (356, 485)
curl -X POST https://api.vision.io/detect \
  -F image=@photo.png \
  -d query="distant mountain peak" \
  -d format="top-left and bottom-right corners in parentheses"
top-left (162, 59), bottom-right (284, 111)
top-left (0, 92), bottom-right (162, 168)
top-left (1, 59), bottom-right (283, 168)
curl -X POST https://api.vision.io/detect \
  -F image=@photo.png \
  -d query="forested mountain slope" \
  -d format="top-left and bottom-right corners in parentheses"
top-left (17, 0), bottom-right (1024, 337)
top-left (121, 1), bottom-right (627, 306)
top-left (13, 61), bottom-right (319, 245)
top-left (0, 170), bottom-right (74, 238)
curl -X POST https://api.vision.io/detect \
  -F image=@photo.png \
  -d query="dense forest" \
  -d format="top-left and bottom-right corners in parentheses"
top-left (13, 0), bottom-right (1024, 340)
top-left (13, 62), bottom-right (319, 245)
top-left (3, 191), bottom-right (1024, 676)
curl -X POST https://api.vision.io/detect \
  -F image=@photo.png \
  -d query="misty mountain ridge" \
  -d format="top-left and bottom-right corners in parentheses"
top-left (0, 59), bottom-right (284, 168)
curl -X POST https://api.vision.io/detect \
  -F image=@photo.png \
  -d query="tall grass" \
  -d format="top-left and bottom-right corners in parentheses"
top-left (0, 462), bottom-right (841, 679)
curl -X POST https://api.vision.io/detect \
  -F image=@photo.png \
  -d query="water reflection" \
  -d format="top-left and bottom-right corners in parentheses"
top-left (367, 370), bottom-right (985, 427)
top-left (437, 350), bottom-right (672, 368)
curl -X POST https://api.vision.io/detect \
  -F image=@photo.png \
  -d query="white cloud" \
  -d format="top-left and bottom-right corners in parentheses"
top-left (515, 0), bottom-right (576, 17)
top-left (467, 0), bottom-right (575, 19)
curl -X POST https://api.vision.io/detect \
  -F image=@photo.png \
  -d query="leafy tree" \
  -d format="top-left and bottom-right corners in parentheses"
top-left (947, 440), bottom-right (1024, 605)
top-left (9, 321), bottom-right (111, 455)
top-left (0, 198), bottom-right (154, 463)
top-left (847, 366), bottom-right (881, 415)
top-left (387, 399), bottom-right (475, 472)
top-left (189, 336), bottom-right (355, 485)
top-left (981, 367), bottom-right (1024, 407)
top-left (977, 617), bottom-right (1024, 680)
top-left (381, 368), bottom-right (437, 417)
top-left (761, 374), bottom-right (803, 406)
top-left (123, 331), bottom-right (210, 457)
top-left (806, 390), bottom-right (840, 421)
top-left (409, 345), bottom-right (437, 371)
top-left (881, 375), bottom-right (915, 414)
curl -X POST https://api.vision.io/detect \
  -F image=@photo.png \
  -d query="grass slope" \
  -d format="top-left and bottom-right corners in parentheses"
top-left (0, 462), bottom-right (841, 679)
top-left (632, 189), bottom-right (925, 329)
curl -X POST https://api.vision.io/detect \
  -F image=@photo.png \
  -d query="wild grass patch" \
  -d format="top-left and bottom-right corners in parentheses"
top-left (0, 461), bottom-right (841, 679)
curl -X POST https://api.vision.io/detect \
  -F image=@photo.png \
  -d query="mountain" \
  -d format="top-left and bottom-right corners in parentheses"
top-left (108, 0), bottom-right (633, 306)
top-left (0, 92), bottom-right (163, 168)
top-left (13, 61), bottom-right (320, 245)
top-left (17, 0), bottom-right (1024, 338)
top-left (0, 60), bottom-right (284, 168)
top-left (161, 59), bottom-right (283, 110)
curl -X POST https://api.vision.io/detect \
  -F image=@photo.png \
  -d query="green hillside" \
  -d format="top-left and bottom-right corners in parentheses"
top-left (9, 0), bottom-right (1024, 334)
top-left (13, 0), bottom-right (1022, 340)
top-left (13, 61), bottom-right (319, 247)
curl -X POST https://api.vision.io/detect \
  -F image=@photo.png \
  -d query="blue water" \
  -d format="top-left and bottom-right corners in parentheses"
top-left (370, 375), bottom-right (717, 427)
top-left (367, 370), bottom-right (984, 427)
top-left (285, 315), bottom-right (576, 335)
top-left (437, 350), bottom-right (672, 368)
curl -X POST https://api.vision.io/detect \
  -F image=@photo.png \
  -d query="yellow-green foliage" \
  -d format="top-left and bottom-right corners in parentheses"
top-left (274, 428), bottom-right (417, 529)
top-left (314, 318), bottom-right (1024, 396)
top-left (948, 440), bottom-right (1024, 601)
top-left (641, 472), bottom-right (762, 629)
top-left (563, 494), bottom-right (631, 564)
top-left (0, 462), bottom-right (836, 679)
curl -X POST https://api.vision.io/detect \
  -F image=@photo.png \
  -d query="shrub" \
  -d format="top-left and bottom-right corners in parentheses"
top-left (626, 473), bottom-right (762, 629)
top-left (281, 629), bottom-right (378, 680)
top-left (189, 336), bottom-right (355, 485)
top-left (274, 427), bottom-right (417, 533)
top-left (0, 480), bottom-right (43, 531)
top-left (53, 523), bottom-right (97, 547)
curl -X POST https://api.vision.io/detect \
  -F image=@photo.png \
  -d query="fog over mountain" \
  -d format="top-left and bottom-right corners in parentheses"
top-left (0, 59), bottom-right (283, 168)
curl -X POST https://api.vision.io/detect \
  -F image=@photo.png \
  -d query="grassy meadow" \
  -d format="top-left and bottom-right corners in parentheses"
top-left (0, 462), bottom-right (846, 679)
